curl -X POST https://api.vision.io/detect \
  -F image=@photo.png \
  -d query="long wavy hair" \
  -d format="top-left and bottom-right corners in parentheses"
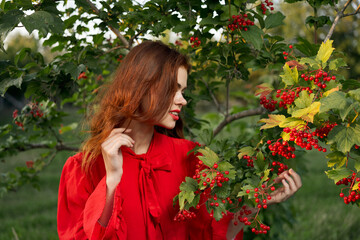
top-left (81, 41), bottom-right (190, 173)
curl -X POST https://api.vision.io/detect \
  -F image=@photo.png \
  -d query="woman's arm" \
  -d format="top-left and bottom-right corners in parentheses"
top-left (98, 128), bottom-right (134, 226)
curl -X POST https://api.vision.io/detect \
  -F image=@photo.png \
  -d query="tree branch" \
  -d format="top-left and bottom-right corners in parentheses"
top-left (213, 107), bottom-right (266, 137)
top-left (86, 0), bottom-right (130, 49)
top-left (343, 3), bottom-right (360, 17)
top-left (17, 143), bottom-right (78, 152)
top-left (324, 0), bottom-right (355, 42)
top-left (202, 80), bottom-right (223, 115)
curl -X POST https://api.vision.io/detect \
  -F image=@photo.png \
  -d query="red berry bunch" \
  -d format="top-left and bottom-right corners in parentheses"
top-left (78, 72), bottom-right (87, 79)
top-left (270, 161), bottom-right (288, 175)
top-left (26, 160), bottom-right (34, 169)
top-left (252, 224), bottom-right (271, 235)
top-left (300, 70), bottom-right (336, 90)
top-left (13, 109), bottom-right (24, 129)
top-left (275, 87), bottom-right (313, 109)
top-left (29, 102), bottom-right (44, 118)
top-left (190, 36), bottom-right (201, 48)
top-left (282, 45), bottom-right (294, 60)
top-left (242, 155), bottom-right (255, 167)
top-left (116, 55), bottom-right (123, 62)
top-left (283, 127), bottom-right (327, 152)
top-left (208, 194), bottom-right (234, 207)
top-left (173, 209), bottom-right (196, 221)
top-left (192, 161), bottom-right (230, 188)
top-left (227, 14), bottom-right (254, 32)
top-left (260, 0), bottom-right (274, 14)
top-left (338, 173), bottom-right (360, 205)
top-left (245, 184), bottom-right (276, 210)
top-left (267, 139), bottom-right (296, 159)
top-left (314, 123), bottom-right (337, 139)
top-left (260, 96), bottom-right (277, 111)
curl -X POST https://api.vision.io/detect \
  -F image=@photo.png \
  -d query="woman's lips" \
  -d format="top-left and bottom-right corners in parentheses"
top-left (169, 110), bottom-right (180, 120)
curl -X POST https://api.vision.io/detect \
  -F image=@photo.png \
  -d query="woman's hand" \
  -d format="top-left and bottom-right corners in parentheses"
top-left (101, 128), bottom-right (134, 184)
top-left (267, 168), bottom-right (302, 204)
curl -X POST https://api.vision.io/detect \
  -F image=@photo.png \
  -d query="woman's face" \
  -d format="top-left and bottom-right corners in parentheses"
top-left (157, 66), bottom-right (188, 129)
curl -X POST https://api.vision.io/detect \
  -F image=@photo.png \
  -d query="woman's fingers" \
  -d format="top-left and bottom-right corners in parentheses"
top-left (289, 168), bottom-right (302, 188)
top-left (283, 173), bottom-right (297, 193)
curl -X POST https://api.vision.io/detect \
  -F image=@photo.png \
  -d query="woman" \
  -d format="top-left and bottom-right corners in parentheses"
top-left (57, 41), bottom-right (302, 240)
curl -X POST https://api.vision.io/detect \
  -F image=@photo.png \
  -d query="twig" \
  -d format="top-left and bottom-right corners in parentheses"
top-left (324, 0), bottom-right (356, 42)
top-left (85, 0), bottom-right (130, 49)
top-left (11, 228), bottom-right (19, 240)
top-left (343, 3), bottom-right (360, 17)
top-left (213, 107), bottom-right (266, 137)
top-left (201, 80), bottom-right (223, 115)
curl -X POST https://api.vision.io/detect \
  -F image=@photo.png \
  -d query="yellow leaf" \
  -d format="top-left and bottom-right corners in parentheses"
top-left (292, 102), bottom-right (321, 123)
top-left (195, 49), bottom-right (202, 55)
top-left (352, 183), bottom-right (359, 191)
top-left (280, 64), bottom-right (298, 87)
top-left (281, 131), bottom-right (291, 141)
top-left (316, 40), bottom-right (335, 64)
top-left (259, 114), bottom-right (286, 129)
top-left (323, 86), bottom-right (340, 97)
top-left (279, 117), bottom-right (306, 128)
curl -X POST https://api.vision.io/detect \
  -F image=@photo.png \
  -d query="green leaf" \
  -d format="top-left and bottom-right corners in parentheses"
top-left (59, 123), bottom-right (78, 134)
top-left (354, 158), bottom-right (360, 172)
top-left (220, 4), bottom-right (238, 21)
top-left (0, 9), bottom-right (24, 51)
top-left (348, 89), bottom-right (360, 102)
top-left (179, 177), bottom-right (198, 192)
top-left (0, 76), bottom-right (23, 97)
top-left (327, 125), bottom-right (360, 153)
top-left (237, 146), bottom-right (255, 159)
top-left (21, 11), bottom-right (64, 36)
top-left (329, 58), bottom-right (347, 71)
top-left (241, 25), bottom-right (263, 50)
top-left (325, 168), bottom-right (352, 183)
top-left (316, 40), bottom-right (334, 65)
top-left (294, 91), bottom-right (314, 109)
top-left (254, 151), bottom-right (266, 172)
top-left (299, 57), bottom-right (321, 68)
top-left (340, 102), bottom-right (360, 121)
top-left (197, 147), bottom-right (219, 167)
top-left (265, 12), bottom-right (285, 29)
top-left (280, 64), bottom-right (298, 87)
top-left (320, 91), bottom-right (347, 113)
top-left (305, 15), bottom-right (331, 28)
top-left (178, 190), bottom-right (195, 210)
top-left (218, 161), bottom-right (236, 179)
top-left (326, 151), bottom-right (346, 168)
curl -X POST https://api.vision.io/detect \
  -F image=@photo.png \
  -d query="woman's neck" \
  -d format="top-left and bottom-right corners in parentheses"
top-left (127, 120), bottom-right (154, 155)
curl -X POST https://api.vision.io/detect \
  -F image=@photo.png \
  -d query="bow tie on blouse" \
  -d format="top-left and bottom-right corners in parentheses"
top-left (122, 146), bottom-right (172, 240)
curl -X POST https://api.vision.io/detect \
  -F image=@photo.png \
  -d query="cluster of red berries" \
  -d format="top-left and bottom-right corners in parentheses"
top-left (13, 109), bottom-right (24, 129)
top-left (267, 139), bottom-right (296, 159)
top-left (283, 127), bottom-right (327, 152)
top-left (207, 194), bottom-right (234, 208)
top-left (314, 123), bottom-right (337, 139)
top-left (190, 36), bottom-right (201, 48)
top-left (270, 161), bottom-right (288, 175)
top-left (173, 210), bottom-right (196, 222)
top-left (245, 184), bottom-right (276, 209)
top-left (283, 45), bottom-right (293, 60)
top-left (260, 0), bottom-right (274, 14)
top-left (338, 173), bottom-right (360, 204)
top-left (260, 87), bottom-right (313, 112)
top-left (26, 161), bottom-right (34, 169)
top-left (12, 103), bottom-right (44, 130)
top-left (300, 70), bottom-right (336, 90)
top-left (252, 224), bottom-right (271, 235)
top-left (192, 161), bottom-right (230, 188)
top-left (227, 14), bottom-right (254, 32)
top-left (233, 205), bottom-right (253, 226)
top-left (259, 96), bottom-right (277, 111)
top-left (242, 155), bottom-right (255, 167)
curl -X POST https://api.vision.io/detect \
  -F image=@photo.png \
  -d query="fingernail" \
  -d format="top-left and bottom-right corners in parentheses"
top-left (289, 168), bottom-right (293, 174)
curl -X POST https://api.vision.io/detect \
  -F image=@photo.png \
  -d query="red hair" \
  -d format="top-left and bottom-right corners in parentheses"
top-left (81, 41), bottom-right (190, 173)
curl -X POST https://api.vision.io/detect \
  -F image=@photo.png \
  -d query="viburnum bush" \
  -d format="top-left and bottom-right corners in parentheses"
top-left (1, 0), bottom-right (360, 237)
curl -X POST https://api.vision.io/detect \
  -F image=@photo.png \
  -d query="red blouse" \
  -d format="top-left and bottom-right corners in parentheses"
top-left (57, 131), bottom-right (243, 239)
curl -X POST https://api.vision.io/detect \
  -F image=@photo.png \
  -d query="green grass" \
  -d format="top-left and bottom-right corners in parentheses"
top-left (1, 140), bottom-right (360, 239)
top-left (0, 151), bottom-right (73, 240)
